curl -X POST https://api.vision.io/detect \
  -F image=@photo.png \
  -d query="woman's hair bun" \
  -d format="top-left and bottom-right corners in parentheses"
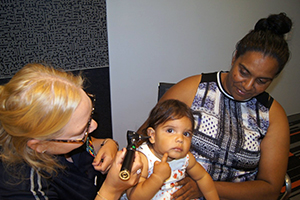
top-left (254, 12), bottom-right (292, 36)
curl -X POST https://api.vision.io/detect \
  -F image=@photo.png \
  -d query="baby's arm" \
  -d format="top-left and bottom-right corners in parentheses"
top-left (127, 152), bottom-right (171, 200)
top-left (187, 152), bottom-right (219, 200)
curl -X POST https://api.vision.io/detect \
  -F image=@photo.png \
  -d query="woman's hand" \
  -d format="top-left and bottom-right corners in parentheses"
top-left (171, 176), bottom-right (202, 200)
top-left (96, 148), bottom-right (143, 200)
top-left (92, 138), bottom-right (119, 174)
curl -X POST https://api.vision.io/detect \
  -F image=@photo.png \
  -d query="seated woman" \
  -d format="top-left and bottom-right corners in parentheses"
top-left (139, 13), bottom-right (292, 200)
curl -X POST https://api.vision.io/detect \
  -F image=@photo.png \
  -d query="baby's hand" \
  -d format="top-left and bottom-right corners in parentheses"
top-left (153, 153), bottom-right (171, 182)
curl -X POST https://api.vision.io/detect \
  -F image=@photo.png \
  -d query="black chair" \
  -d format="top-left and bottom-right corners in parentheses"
top-left (157, 82), bottom-right (175, 101)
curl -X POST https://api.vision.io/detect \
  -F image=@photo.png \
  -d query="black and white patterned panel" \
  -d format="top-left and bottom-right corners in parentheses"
top-left (0, 0), bottom-right (109, 79)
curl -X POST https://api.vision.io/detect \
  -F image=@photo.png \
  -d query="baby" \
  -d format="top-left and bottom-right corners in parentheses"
top-left (124, 99), bottom-right (219, 200)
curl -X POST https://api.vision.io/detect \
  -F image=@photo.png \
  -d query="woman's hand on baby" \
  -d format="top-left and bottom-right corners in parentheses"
top-left (171, 176), bottom-right (202, 200)
top-left (153, 153), bottom-right (171, 182)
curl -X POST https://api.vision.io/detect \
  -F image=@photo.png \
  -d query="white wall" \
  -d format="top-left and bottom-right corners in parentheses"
top-left (107, 0), bottom-right (300, 148)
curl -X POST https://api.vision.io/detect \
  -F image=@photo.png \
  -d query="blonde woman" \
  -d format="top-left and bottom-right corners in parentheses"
top-left (0, 63), bottom-right (142, 200)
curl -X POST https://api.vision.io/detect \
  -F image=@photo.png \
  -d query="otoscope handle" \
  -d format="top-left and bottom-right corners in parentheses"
top-left (119, 130), bottom-right (149, 181)
top-left (119, 145), bottom-right (136, 180)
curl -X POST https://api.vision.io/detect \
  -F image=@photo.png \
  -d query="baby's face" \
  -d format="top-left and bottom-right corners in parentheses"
top-left (149, 116), bottom-right (193, 161)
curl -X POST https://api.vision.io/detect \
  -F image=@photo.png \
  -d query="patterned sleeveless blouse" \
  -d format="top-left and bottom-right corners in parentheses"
top-left (190, 71), bottom-right (273, 182)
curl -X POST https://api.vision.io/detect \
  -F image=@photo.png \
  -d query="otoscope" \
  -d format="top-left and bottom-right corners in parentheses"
top-left (119, 130), bottom-right (150, 181)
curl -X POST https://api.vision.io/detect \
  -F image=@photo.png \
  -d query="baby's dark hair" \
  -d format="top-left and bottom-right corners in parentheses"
top-left (235, 12), bottom-right (293, 75)
top-left (143, 99), bottom-right (194, 135)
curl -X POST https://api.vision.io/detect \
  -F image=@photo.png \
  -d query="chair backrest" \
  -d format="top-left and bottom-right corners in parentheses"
top-left (157, 82), bottom-right (175, 101)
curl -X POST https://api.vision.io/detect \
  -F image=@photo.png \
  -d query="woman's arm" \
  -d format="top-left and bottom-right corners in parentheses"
top-left (95, 148), bottom-right (143, 200)
top-left (92, 138), bottom-right (119, 173)
top-left (158, 74), bottom-right (201, 106)
top-left (173, 100), bottom-right (290, 200)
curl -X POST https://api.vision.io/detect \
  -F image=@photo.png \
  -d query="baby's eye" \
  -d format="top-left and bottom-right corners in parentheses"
top-left (166, 128), bottom-right (174, 133)
top-left (183, 132), bottom-right (192, 137)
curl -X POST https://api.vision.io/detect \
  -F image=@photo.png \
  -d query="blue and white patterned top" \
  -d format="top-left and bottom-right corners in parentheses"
top-left (190, 71), bottom-right (273, 182)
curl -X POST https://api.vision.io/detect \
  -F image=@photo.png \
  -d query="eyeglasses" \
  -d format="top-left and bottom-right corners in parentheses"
top-left (46, 93), bottom-right (96, 143)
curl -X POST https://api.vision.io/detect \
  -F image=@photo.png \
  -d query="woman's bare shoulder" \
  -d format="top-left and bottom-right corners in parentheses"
top-left (159, 74), bottom-right (202, 106)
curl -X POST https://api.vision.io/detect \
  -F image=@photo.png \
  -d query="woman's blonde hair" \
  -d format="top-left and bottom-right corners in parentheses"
top-left (0, 63), bottom-right (84, 176)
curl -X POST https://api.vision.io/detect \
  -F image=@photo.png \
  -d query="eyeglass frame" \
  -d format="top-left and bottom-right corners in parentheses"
top-left (46, 93), bottom-right (96, 143)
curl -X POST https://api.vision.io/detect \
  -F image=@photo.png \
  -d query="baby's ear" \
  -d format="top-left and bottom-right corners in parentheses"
top-left (147, 127), bottom-right (156, 144)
